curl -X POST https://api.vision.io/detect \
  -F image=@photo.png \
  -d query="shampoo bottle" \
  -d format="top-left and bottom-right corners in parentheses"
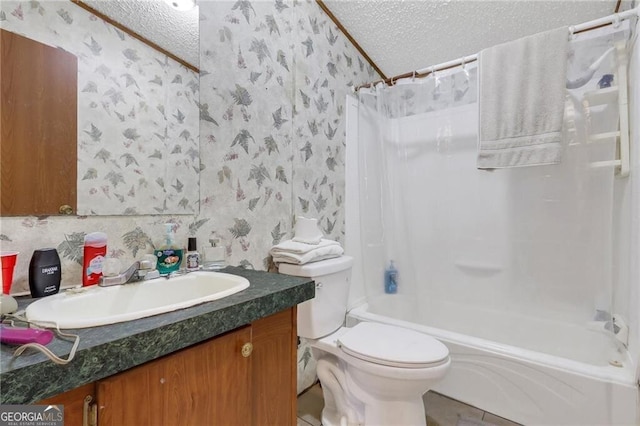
top-left (156, 223), bottom-right (183, 275)
top-left (384, 260), bottom-right (398, 294)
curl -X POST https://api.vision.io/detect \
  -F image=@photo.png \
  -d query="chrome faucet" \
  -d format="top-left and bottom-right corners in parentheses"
top-left (590, 310), bottom-right (629, 348)
top-left (99, 259), bottom-right (158, 287)
top-left (592, 309), bottom-right (623, 333)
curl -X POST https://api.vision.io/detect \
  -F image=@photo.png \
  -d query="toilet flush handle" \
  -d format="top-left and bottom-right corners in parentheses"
top-left (316, 281), bottom-right (323, 289)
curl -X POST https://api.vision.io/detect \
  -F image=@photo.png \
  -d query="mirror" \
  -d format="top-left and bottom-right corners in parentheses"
top-left (0, 0), bottom-right (200, 216)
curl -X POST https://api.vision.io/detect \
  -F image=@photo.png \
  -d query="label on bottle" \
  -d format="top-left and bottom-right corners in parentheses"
top-left (41, 266), bottom-right (59, 275)
top-left (156, 249), bottom-right (183, 274)
top-left (186, 252), bottom-right (200, 270)
top-left (87, 256), bottom-right (104, 275)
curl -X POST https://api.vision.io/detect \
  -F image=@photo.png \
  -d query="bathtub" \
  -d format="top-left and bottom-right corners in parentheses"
top-left (347, 295), bottom-right (639, 426)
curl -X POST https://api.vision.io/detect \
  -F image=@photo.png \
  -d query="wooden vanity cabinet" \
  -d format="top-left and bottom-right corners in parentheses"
top-left (38, 307), bottom-right (297, 426)
top-left (39, 383), bottom-right (96, 426)
top-left (98, 325), bottom-right (253, 426)
top-left (251, 305), bottom-right (298, 424)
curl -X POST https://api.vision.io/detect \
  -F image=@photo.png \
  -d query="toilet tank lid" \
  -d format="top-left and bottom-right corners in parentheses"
top-left (278, 256), bottom-right (353, 277)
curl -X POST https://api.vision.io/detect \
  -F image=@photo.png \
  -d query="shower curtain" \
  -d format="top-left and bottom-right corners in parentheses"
top-left (356, 24), bottom-right (628, 358)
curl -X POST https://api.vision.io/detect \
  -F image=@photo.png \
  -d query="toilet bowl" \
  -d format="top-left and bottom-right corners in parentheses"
top-left (279, 256), bottom-right (450, 426)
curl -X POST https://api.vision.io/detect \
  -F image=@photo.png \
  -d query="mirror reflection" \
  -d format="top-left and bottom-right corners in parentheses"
top-left (0, 0), bottom-right (200, 216)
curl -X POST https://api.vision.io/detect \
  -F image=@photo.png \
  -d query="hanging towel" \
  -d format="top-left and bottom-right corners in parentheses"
top-left (477, 26), bottom-right (569, 169)
top-left (270, 239), bottom-right (344, 265)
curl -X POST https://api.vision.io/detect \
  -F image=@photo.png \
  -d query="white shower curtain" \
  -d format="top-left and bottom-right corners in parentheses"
top-left (356, 24), bottom-right (628, 357)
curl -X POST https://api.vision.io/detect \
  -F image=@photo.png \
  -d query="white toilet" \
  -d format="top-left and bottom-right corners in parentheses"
top-left (279, 255), bottom-right (450, 426)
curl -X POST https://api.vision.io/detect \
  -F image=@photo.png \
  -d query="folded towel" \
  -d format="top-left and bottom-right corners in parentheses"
top-left (271, 239), bottom-right (340, 254)
top-left (270, 239), bottom-right (344, 265)
top-left (477, 26), bottom-right (569, 169)
top-left (271, 246), bottom-right (344, 265)
top-left (292, 216), bottom-right (323, 245)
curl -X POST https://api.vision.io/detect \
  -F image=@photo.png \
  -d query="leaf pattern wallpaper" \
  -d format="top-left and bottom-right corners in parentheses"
top-left (0, 0), bottom-right (200, 215)
top-left (199, 0), bottom-right (376, 272)
top-left (1, 0), bottom-right (375, 329)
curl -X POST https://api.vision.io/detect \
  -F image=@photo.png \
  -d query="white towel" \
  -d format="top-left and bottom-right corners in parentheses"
top-left (270, 239), bottom-right (344, 265)
top-left (477, 26), bottom-right (569, 169)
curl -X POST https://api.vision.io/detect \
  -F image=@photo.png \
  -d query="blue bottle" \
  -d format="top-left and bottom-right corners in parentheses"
top-left (384, 261), bottom-right (398, 294)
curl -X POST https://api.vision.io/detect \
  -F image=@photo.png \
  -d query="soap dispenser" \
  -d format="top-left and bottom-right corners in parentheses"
top-left (155, 223), bottom-right (183, 275)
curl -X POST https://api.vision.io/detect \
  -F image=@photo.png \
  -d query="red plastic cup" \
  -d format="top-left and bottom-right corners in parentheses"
top-left (1, 251), bottom-right (18, 294)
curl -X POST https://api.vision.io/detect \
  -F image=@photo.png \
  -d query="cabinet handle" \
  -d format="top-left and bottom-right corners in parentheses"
top-left (59, 204), bottom-right (73, 215)
top-left (83, 395), bottom-right (97, 426)
top-left (241, 342), bottom-right (253, 357)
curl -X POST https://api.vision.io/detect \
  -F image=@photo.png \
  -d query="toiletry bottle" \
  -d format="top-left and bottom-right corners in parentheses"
top-left (156, 223), bottom-right (183, 275)
top-left (203, 239), bottom-right (226, 270)
top-left (384, 260), bottom-right (398, 294)
top-left (186, 237), bottom-right (200, 271)
top-left (29, 248), bottom-right (61, 298)
top-left (83, 232), bottom-right (107, 286)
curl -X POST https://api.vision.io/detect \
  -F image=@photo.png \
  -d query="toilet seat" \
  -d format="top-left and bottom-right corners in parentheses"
top-left (337, 322), bottom-right (449, 368)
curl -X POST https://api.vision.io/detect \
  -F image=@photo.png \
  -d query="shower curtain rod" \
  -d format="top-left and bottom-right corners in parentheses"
top-left (355, 7), bottom-right (639, 92)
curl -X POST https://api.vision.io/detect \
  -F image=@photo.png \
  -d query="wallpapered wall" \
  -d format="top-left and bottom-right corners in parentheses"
top-left (0, 0), bottom-right (377, 294)
top-left (0, 0), bottom-right (200, 215)
top-left (199, 0), bottom-right (377, 269)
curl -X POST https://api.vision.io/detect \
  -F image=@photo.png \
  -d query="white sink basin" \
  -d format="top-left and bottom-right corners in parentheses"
top-left (25, 271), bottom-right (249, 329)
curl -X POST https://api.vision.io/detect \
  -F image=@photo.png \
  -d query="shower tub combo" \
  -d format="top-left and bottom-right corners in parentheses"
top-left (347, 21), bottom-right (640, 424)
top-left (347, 296), bottom-right (638, 425)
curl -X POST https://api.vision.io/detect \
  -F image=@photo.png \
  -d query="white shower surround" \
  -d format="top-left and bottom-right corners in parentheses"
top-left (629, 17), bottom-right (640, 378)
top-left (345, 101), bottom-right (639, 425)
top-left (343, 20), bottom-right (640, 424)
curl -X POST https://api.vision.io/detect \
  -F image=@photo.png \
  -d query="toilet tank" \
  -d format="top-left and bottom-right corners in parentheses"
top-left (278, 256), bottom-right (353, 339)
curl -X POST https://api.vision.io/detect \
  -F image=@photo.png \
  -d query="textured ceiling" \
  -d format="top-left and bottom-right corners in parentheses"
top-left (79, 0), bottom-right (628, 77)
top-left (82, 0), bottom-right (199, 68)
top-left (322, 0), bottom-right (622, 78)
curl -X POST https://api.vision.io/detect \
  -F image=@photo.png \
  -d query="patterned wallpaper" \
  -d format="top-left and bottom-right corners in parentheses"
top-left (0, 0), bottom-right (200, 215)
top-left (199, 0), bottom-right (376, 270)
top-left (0, 0), bottom-right (377, 295)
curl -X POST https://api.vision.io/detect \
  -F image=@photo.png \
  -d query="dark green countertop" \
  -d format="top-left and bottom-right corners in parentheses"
top-left (0, 267), bottom-right (314, 404)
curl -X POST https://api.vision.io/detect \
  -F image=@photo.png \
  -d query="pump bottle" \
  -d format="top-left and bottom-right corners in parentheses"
top-left (156, 224), bottom-right (183, 275)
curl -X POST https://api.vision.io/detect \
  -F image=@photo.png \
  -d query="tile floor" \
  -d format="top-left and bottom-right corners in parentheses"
top-left (296, 383), bottom-right (522, 426)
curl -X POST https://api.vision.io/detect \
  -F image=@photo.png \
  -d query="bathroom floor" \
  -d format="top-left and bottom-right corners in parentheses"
top-left (296, 383), bottom-right (522, 426)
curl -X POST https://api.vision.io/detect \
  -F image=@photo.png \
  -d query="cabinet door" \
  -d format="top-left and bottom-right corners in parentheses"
top-left (0, 29), bottom-right (77, 216)
top-left (251, 307), bottom-right (297, 426)
top-left (97, 325), bottom-right (252, 426)
top-left (38, 383), bottom-right (96, 426)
